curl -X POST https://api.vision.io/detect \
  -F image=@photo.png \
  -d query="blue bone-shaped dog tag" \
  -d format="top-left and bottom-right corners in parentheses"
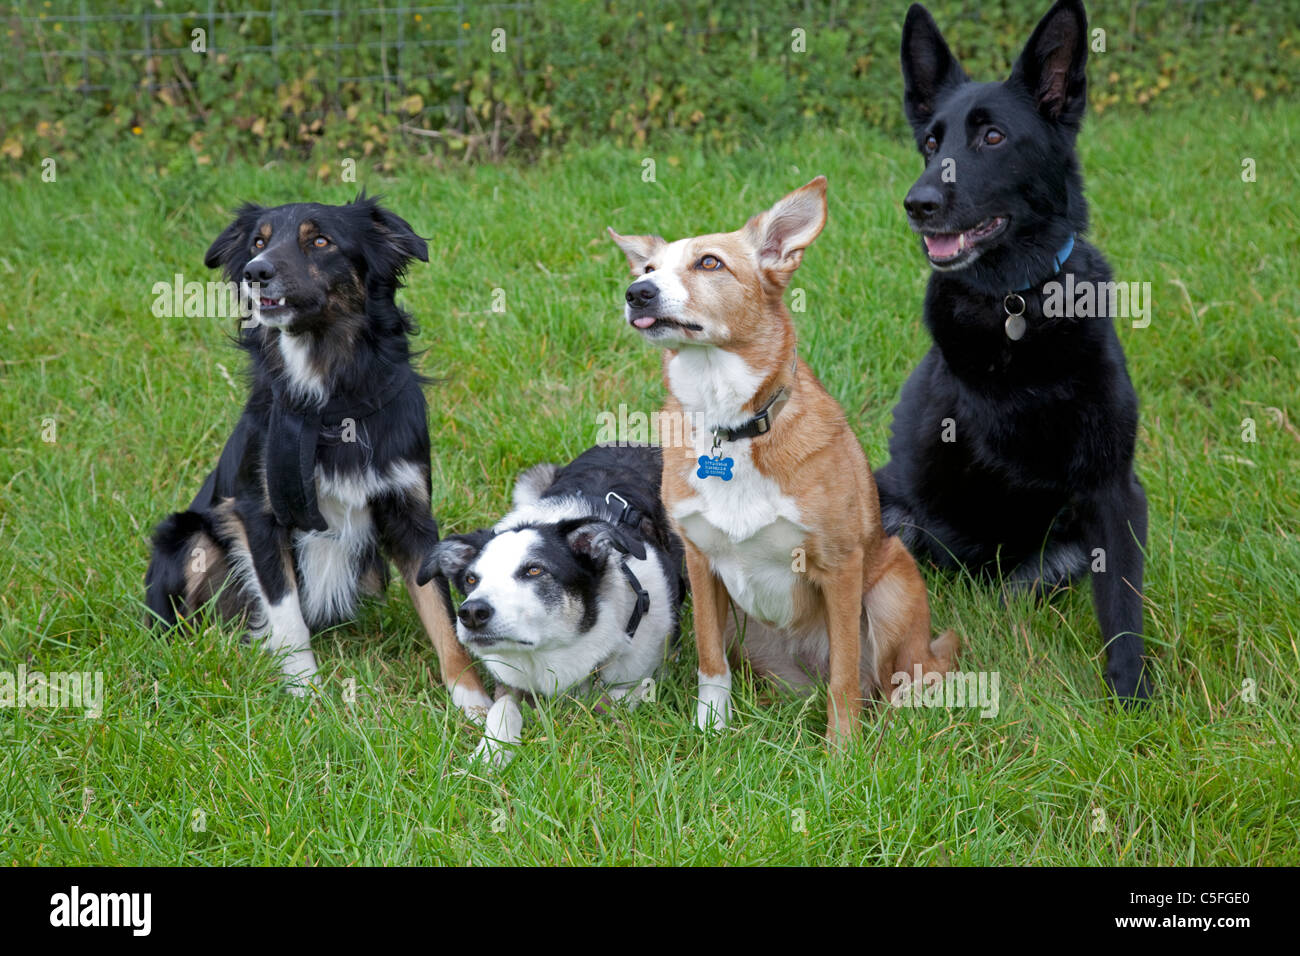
top-left (696, 455), bottom-right (734, 480)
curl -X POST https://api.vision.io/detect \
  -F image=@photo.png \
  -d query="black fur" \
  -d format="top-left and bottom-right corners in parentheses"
top-left (145, 196), bottom-right (452, 652)
top-left (878, 0), bottom-right (1152, 701)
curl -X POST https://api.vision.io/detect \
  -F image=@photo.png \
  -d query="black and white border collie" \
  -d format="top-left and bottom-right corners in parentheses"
top-left (145, 196), bottom-right (491, 716)
top-left (420, 444), bottom-right (685, 765)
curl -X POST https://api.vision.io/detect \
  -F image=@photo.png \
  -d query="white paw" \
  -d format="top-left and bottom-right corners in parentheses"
top-left (452, 685), bottom-right (494, 724)
top-left (627, 676), bottom-right (656, 708)
top-left (604, 676), bottom-right (656, 710)
top-left (696, 670), bottom-right (732, 732)
top-left (280, 649), bottom-right (320, 698)
top-left (471, 734), bottom-right (516, 770)
top-left (469, 696), bottom-right (523, 770)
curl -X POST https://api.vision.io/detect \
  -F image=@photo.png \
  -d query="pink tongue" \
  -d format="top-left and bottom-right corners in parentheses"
top-left (631, 316), bottom-right (657, 329)
top-left (924, 234), bottom-right (960, 258)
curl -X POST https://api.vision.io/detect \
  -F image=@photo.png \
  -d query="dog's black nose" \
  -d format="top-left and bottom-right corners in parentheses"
top-left (904, 185), bottom-right (944, 221)
top-left (244, 258), bottom-right (275, 282)
top-left (458, 599), bottom-right (493, 630)
top-left (625, 280), bottom-right (659, 308)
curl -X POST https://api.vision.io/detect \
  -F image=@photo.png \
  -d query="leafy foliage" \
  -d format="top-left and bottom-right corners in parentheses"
top-left (3, 0), bottom-right (1297, 174)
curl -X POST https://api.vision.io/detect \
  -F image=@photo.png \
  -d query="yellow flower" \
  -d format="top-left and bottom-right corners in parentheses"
top-left (132, 125), bottom-right (142, 135)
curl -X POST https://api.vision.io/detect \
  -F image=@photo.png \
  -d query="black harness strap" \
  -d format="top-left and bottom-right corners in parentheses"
top-left (617, 560), bottom-right (652, 638)
top-left (192, 358), bottom-right (411, 531)
top-left (266, 392), bottom-right (327, 531)
top-left (581, 490), bottom-right (653, 639)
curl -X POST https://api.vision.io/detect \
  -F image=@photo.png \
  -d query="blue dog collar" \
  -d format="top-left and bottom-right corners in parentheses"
top-left (1012, 234), bottom-right (1075, 292)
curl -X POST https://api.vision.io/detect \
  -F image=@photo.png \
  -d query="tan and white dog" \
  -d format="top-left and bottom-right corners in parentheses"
top-left (609, 176), bottom-right (958, 744)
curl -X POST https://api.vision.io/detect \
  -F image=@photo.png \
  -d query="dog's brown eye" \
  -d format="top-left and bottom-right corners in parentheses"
top-left (924, 134), bottom-right (938, 153)
top-left (697, 255), bottom-right (722, 271)
top-left (313, 236), bottom-right (329, 248)
top-left (465, 574), bottom-right (477, 587)
top-left (644, 265), bottom-right (655, 274)
top-left (253, 237), bottom-right (265, 249)
top-left (525, 566), bottom-right (542, 577)
top-left (985, 128), bottom-right (1004, 146)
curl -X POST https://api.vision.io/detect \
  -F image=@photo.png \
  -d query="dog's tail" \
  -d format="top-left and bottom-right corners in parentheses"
top-left (144, 510), bottom-right (210, 629)
top-left (928, 628), bottom-right (961, 673)
top-left (512, 462), bottom-right (559, 509)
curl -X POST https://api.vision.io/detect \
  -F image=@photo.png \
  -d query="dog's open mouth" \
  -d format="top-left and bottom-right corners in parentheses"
top-left (921, 216), bottom-right (1008, 265)
top-left (258, 296), bottom-right (288, 311)
top-left (629, 315), bottom-right (704, 333)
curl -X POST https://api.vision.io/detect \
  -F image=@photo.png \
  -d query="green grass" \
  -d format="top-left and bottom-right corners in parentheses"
top-left (1, 97), bottom-right (1297, 865)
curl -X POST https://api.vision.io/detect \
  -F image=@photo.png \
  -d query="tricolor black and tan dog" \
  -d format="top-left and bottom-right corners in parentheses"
top-left (876, 0), bottom-right (1152, 701)
top-left (610, 178), bottom-right (958, 746)
top-left (145, 196), bottom-right (491, 717)
top-left (421, 444), bottom-right (685, 766)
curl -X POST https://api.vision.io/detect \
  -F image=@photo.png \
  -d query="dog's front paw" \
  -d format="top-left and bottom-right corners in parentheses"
top-left (280, 650), bottom-right (321, 699)
top-left (452, 684), bottom-right (494, 725)
top-left (1106, 660), bottom-right (1154, 707)
top-left (696, 670), bottom-right (732, 732)
top-left (283, 680), bottom-right (322, 700)
top-left (469, 696), bottom-right (523, 770)
top-left (471, 734), bottom-right (516, 770)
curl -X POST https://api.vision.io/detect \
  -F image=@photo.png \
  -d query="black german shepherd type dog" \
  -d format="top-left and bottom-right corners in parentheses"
top-left (145, 197), bottom-right (490, 714)
top-left (876, 0), bottom-right (1152, 701)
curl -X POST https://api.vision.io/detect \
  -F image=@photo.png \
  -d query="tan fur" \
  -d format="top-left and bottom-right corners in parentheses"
top-left (401, 566), bottom-right (484, 703)
top-left (611, 177), bottom-right (958, 746)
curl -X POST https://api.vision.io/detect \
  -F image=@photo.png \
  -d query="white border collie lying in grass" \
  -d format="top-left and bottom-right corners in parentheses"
top-left (420, 444), bottom-right (685, 766)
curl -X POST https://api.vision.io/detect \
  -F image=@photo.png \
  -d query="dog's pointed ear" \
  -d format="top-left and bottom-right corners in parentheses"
top-left (744, 176), bottom-right (828, 282)
top-left (204, 202), bottom-right (263, 277)
top-left (418, 530), bottom-right (491, 587)
top-left (607, 228), bottom-right (666, 275)
top-left (901, 4), bottom-right (967, 131)
top-left (1008, 0), bottom-right (1089, 128)
top-left (561, 519), bottom-right (645, 564)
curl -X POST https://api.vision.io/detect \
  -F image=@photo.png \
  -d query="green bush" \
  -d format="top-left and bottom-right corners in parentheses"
top-left (3, 0), bottom-right (1297, 174)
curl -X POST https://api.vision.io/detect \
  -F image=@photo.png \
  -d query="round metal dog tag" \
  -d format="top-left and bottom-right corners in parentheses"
top-left (1003, 293), bottom-right (1027, 341)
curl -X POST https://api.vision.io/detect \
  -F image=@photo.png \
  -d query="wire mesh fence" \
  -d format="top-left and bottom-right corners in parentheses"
top-left (3, 1), bottom-right (1292, 164)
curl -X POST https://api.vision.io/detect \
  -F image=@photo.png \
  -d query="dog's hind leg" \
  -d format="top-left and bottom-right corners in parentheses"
top-left (1003, 538), bottom-right (1088, 604)
top-left (865, 536), bottom-right (959, 694)
top-left (873, 463), bottom-right (913, 543)
top-left (146, 511), bottom-right (210, 627)
top-left (145, 510), bottom-right (245, 627)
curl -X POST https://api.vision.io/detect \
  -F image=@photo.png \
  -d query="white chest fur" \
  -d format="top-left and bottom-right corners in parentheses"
top-left (672, 419), bottom-right (807, 630)
top-left (293, 462), bottom-right (423, 628)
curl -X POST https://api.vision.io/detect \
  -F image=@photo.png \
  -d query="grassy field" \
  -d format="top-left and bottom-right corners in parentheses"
top-left (1, 97), bottom-right (1297, 865)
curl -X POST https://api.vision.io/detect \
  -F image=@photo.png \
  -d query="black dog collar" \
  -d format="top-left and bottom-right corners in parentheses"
top-left (711, 385), bottom-right (791, 442)
top-left (708, 350), bottom-right (798, 444)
